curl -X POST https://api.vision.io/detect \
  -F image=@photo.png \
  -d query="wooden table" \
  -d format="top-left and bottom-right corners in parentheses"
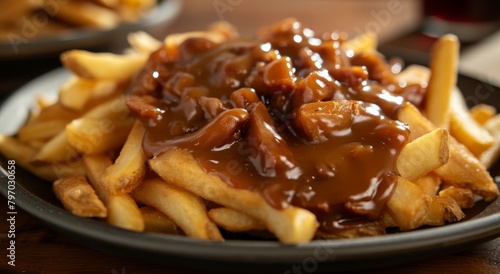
top-left (1, 0), bottom-right (499, 273)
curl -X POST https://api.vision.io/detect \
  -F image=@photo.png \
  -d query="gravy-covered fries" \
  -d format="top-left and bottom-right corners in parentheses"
top-left (0, 0), bottom-right (157, 41)
top-left (1, 19), bottom-right (498, 243)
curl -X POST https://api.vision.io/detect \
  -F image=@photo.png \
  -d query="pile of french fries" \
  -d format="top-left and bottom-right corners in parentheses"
top-left (0, 0), bottom-right (157, 39)
top-left (0, 21), bottom-right (499, 244)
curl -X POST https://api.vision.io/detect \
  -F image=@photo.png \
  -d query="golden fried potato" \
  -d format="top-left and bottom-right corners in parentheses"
top-left (53, 175), bottom-right (107, 218)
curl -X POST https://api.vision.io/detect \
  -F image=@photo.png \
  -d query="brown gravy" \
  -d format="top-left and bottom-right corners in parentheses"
top-left (127, 19), bottom-right (415, 234)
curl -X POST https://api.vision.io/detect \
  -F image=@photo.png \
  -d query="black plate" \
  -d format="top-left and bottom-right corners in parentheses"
top-left (0, 68), bottom-right (499, 273)
top-left (0, 0), bottom-right (181, 58)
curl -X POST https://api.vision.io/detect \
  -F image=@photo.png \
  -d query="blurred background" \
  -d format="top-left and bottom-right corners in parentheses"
top-left (0, 0), bottom-right (499, 97)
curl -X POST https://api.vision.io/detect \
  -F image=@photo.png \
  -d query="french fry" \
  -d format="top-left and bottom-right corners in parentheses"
top-left (2, 20), bottom-right (499, 244)
top-left (140, 207), bottom-right (181, 234)
top-left (0, 135), bottom-right (85, 181)
top-left (61, 50), bottom-right (148, 81)
top-left (118, 0), bottom-right (157, 22)
top-left (435, 142), bottom-right (499, 201)
top-left (413, 173), bottom-right (441, 196)
top-left (164, 31), bottom-right (226, 59)
top-left (439, 185), bottom-right (475, 209)
top-left (398, 103), bottom-right (434, 140)
top-left (398, 103), bottom-right (499, 201)
top-left (35, 96), bottom-right (53, 113)
top-left (148, 149), bottom-right (318, 244)
top-left (316, 221), bottom-right (386, 239)
top-left (383, 191), bottom-right (462, 231)
top-left (83, 154), bottom-right (144, 231)
top-left (423, 196), bottom-right (464, 226)
top-left (480, 114), bottom-right (500, 168)
top-left (470, 104), bottom-right (496, 125)
top-left (127, 31), bottom-right (162, 54)
top-left (208, 207), bottom-right (266, 232)
top-left (25, 101), bottom-right (80, 124)
top-left (132, 178), bottom-right (223, 241)
top-left (107, 195), bottom-right (145, 231)
top-left (397, 128), bottom-right (449, 181)
top-left (33, 131), bottom-right (79, 163)
top-left (18, 120), bottom-right (68, 142)
top-left (381, 212), bottom-right (397, 228)
top-left (449, 88), bottom-right (494, 157)
top-left (207, 21), bottom-right (239, 39)
top-left (0, 0), bottom-right (31, 24)
top-left (0, 0), bottom-right (156, 41)
top-left (384, 177), bottom-right (430, 231)
top-left (120, 0), bottom-right (157, 11)
top-left (33, 96), bottom-right (130, 161)
top-left (50, 160), bottom-right (88, 181)
top-left (102, 120), bottom-right (147, 194)
top-left (59, 76), bottom-right (118, 111)
top-left (425, 34), bottom-right (459, 128)
top-left (82, 154), bottom-right (113, 203)
top-left (27, 140), bottom-right (46, 150)
top-left (341, 31), bottom-right (378, 55)
top-left (66, 117), bottom-right (134, 155)
top-left (53, 175), bottom-right (107, 218)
